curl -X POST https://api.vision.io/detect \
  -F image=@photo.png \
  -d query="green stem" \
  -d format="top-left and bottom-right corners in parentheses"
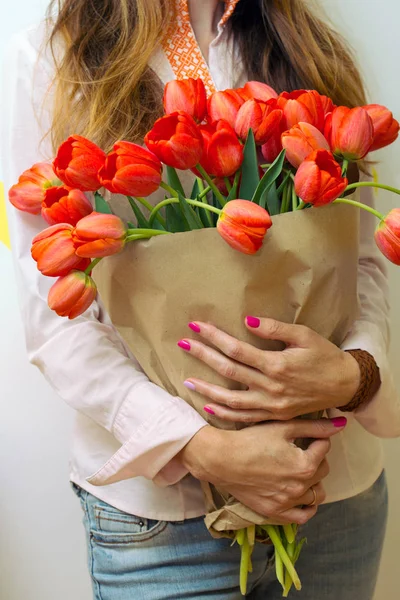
top-left (295, 201), bottom-right (307, 211)
top-left (126, 228), bottom-right (170, 237)
top-left (84, 258), bottom-right (102, 275)
top-left (127, 196), bottom-right (166, 228)
top-left (196, 164), bottom-right (227, 207)
top-left (224, 177), bottom-right (233, 193)
top-left (262, 525), bottom-right (302, 591)
top-left (345, 181), bottom-right (400, 197)
top-left (283, 524), bottom-right (296, 545)
top-left (333, 198), bottom-right (384, 220)
top-left (280, 182), bottom-right (291, 214)
top-left (341, 158), bottom-right (349, 177)
top-left (283, 541), bottom-right (296, 597)
top-left (198, 185), bottom-right (211, 201)
top-left (160, 181), bottom-right (179, 198)
top-left (240, 535), bottom-right (251, 596)
top-left (291, 185), bottom-right (299, 212)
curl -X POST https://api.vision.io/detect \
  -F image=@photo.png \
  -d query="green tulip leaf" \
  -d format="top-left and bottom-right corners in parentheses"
top-left (94, 191), bottom-right (113, 214)
top-left (166, 166), bottom-right (185, 197)
top-left (265, 182), bottom-right (281, 215)
top-left (252, 149), bottom-right (287, 205)
top-left (239, 129), bottom-right (259, 200)
top-left (151, 218), bottom-right (166, 231)
top-left (166, 203), bottom-right (190, 232)
top-left (190, 178), bottom-right (201, 200)
top-left (127, 196), bottom-right (150, 228)
top-left (178, 193), bottom-right (203, 230)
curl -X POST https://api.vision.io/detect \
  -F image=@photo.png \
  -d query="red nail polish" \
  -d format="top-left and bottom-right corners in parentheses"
top-left (178, 340), bottom-right (191, 351)
top-left (246, 316), bottom-right (260, 328)
top-left (189, 322), bottom-right (201, 333)
top-left (331, 417), bottom-right (347, 428)
top-left (204, 406), bottom-right (215, 415)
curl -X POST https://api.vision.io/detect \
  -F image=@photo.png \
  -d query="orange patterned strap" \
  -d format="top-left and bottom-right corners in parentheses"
top-left (162, 0), bottom-right (240, 95)
top-left (339, 350), bottom-right (382, 412)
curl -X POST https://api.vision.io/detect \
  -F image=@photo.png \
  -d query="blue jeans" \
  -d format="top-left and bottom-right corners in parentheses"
top-left (71, 470), bottom-right (388, 599)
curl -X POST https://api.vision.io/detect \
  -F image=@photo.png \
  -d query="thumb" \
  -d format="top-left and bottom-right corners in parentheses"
top-left (284, 417), bottom-right (347, 442)
top-left (245, 316), bottom-right (311, 347)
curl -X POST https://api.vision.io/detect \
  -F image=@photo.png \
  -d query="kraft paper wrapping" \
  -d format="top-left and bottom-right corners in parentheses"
top-left (93, 201), bottom-right (360, 539)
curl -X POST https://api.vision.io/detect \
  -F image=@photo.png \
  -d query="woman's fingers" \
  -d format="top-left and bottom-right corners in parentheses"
top-left (178, 337), bottom-right (267, 389)
top-left (184, 378), bottom-right (273, 421)
top-left (187, 321), bottom-right (267, 371)
top-left (297, 482), bottom-right (326, 508)
top-left (272, 505), bottom-right (318, 525)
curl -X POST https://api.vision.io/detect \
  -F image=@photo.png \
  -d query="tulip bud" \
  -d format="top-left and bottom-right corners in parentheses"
top-left (235, 99), bottom-right (283, 145)
top-left (261, 128), bottom-right (284, 163)
top-left (277, 90), bottom-right (325, 131)
top-left (9, 162), bottom-right (60, 215)
top-left (363, 104), bottom-right (399, 152)
top-left (294, 149), bottom-right (348, 206)
top-left (374, 209), bottom-right (400, 265)
top-left (41, 186), bottom-right (93, 226)
top-left (281, 122), bottom-right (330, 168)
top-left (31, 223), bottom-right (90, 277)
top-left (99, 142), bottom-right (162, 197)
top-left (207, 89), bottom-right (245, 128)
top-left (197, 120), bottom-right (244, 178)
top-left (53, 135), bottom-right (106, 191)
top-left (163, 78), bottom-right (207, 122)
top-left (241, 81), bottom-right (278, 102)
top-left (324, 106), bottom-right (374, 160)
top-left (73, 212), bottom-right (127, 258)
top-left (144, 112), bottom-right (204, 170)
top-left (48, 270), bottom-right (98, 319)
top-left (217, 199), bottom-right (272, 255)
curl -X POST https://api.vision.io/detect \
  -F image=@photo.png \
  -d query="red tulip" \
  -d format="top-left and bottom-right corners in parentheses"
top-left (72, 212), bottom-right (127, 258)
top-left (375, 209), bottom-right (400, 265)
top-left (31, 223), bottom-right (90, 277)
top-left (144, 112), bottom-right (204, 170)
top-left (324, 106), bottom-right (374, 160)
top-left (277, 90), bottom-right (325, 131)
top-left (197, 120), bottom-right (244, 178)
top-left (207, 89), bottom-right (245, 128)
top-left (163, 78), bottom-right (207, 122)
top-left (241, 81), bottom-right (278, 102)
top-left (281, 122), bottom-right (330, 168)
top-left (9, 162), bottom-right (60, 215)
top-left (41, 186), bottom-right (93, 226)
top-left (53, 135), bottom-right (106, 191)
top-left (294, 149), bottom-right (348, 206)
top-left (99, 141), bottom-right (162, 197)
top-left (217, 199), bottom-right (272, 255)
top-left (320, 95), bottom-right (335, 117)
top-left (235, 99), bottom-right (283, 145)
top-left (261, 128), bottom-right (284, 163)
top-left (363, 104), bottom-right (399, 152)
top-left (48, 270), bottom-right (97, 319)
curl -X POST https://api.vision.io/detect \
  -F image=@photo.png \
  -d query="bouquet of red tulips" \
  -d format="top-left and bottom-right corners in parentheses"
top-left (9, 77), bottom-right (400, 596)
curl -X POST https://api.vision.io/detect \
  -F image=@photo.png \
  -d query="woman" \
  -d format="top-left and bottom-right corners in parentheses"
top-left (2, 0), bottom-right (399, 598)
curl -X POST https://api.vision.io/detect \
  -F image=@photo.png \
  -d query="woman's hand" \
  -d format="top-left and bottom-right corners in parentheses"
top-left (179, 417), bottom-right (347, 524)
top-left (178, 317), bottom-right (360, 422)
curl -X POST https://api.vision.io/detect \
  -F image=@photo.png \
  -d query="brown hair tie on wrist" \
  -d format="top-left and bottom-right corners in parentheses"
top-left (339, 350), bottom-right (381, 412)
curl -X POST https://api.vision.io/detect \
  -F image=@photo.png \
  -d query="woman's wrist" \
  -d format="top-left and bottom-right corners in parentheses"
top-left (178, 425), bottom-right (230, 483)
top-left (338, 349), bottom-right (381, 412)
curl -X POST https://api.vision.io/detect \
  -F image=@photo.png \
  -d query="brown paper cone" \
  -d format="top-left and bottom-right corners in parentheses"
top-left (93, 202), bottom-right (360, 537)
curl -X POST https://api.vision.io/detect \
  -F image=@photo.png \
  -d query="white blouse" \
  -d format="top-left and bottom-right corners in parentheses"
top-left (2, 8), bottom-right (400, 521)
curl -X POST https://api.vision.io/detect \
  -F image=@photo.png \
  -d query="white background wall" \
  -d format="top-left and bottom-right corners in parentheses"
top-left (0, 1), bottom-right (399, 599)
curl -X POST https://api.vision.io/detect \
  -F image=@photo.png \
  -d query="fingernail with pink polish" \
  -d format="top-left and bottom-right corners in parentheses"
top-left (331, 417), bottom-right (347, 428)
top-left (184, 381), bottom-right (196, 391)
top-left (189, 322), bottom-right (201, 333)
top-left (177, 340), bottom-right (191, 351)
top-left (204, 406), bottom-right (215, 415)
top-left (246, 316), bottom-right (260, 328)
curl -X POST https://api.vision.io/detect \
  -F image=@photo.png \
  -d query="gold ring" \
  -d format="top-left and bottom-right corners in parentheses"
top-left (307, 486), bottom-right (317, 507)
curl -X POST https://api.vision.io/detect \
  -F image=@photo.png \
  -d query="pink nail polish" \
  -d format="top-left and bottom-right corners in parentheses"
top-left (184, 381), bottom-right (196, 391)
top-left (204, 406), bottom-right (215, 415)
top-left (189, 322), bottom-right (201, 333)
top-left (246, 316), bottom-right (260, 328)
top-left (331, 417), bottom-right (347, 428)
top-left (178, 340), bottom-right (191, 351)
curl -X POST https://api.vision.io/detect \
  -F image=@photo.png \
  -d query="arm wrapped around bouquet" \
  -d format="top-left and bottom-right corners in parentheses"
top-left (9, 78), bottom-right (400, 596)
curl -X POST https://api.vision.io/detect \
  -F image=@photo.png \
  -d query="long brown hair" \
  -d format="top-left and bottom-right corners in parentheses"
top-left (46, 0), bottom-right (367, 152)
